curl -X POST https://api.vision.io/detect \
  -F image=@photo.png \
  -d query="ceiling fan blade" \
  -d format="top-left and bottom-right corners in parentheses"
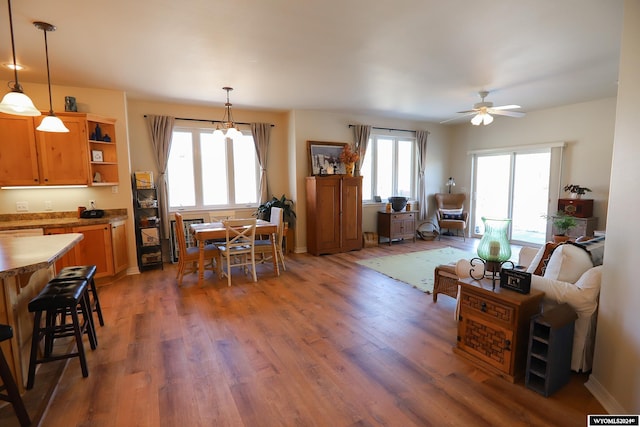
top-left (492, 104), bottom-right (521, 110)
top-left (456, 109), bottom-right (479, 114)
top-left (440, 112), bottom-right (476, 124)
top-left (490, 109), bottom-right (526, 118)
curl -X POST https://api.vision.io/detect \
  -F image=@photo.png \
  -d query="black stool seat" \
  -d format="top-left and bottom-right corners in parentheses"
top-left (0, 324), bottom-right (31, 427)
top-left (28, 279), bottom-right (87, 312)
top-left (27, 279), bottom-right (95, 390)
top-left (51, 265), bottom-right (104, 327)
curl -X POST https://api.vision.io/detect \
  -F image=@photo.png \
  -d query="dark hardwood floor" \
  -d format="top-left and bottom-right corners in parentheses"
top-left (1, 237), bottom-right (605, 426)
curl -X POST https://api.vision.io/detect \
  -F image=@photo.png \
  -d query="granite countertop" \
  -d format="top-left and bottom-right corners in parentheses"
top-left (0, 233), bottom-right (84, 278)
top-left (0, 209), bottom-right (128, 231)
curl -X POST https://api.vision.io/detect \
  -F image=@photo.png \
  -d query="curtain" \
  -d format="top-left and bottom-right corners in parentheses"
top-left (145, 115), bottom-right (175, 239)
top-left (352, 125), bottom-right (371, 176)
top-left (416, 130), bottom-right (429, 221)
top-left (251, 123), bottom-right (272, 204)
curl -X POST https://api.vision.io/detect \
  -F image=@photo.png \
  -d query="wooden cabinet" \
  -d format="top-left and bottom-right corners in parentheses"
top-left (0, 112), bottom-right (118, 187)
top-left (377, 211), bottom-right (416, 245)
top-left (45, 223), bottom-right (122, 279)
top-left (306, 175), bottom-right (362, 255)
top-left (111, 219), bottom-right (129, 274)
top-left (453, 278), bottom-right (544, 382)
top-left (87, 115), bottom-right (119, 185)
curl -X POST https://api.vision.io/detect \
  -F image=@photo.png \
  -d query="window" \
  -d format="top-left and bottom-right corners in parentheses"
top-left (360, 133), bottom-right (416, 202)
top-left (167, 127), bottom-right (259, 210)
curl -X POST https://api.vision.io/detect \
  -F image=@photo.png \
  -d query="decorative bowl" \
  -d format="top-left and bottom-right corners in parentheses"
top-left (388, 196), bottom-right (408, 212)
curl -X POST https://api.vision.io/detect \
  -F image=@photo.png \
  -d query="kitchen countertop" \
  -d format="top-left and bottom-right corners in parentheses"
top-left (0, 209), bottom-right (128, 231)
top-left (0, 233), bottom-right (84, 278)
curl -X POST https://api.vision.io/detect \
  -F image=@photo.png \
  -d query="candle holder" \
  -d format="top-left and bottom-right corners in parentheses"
top-left (469, 217), bottom-right (512, 289)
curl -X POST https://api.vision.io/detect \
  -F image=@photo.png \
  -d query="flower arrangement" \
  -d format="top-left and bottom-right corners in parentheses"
top-left (564, 184), bottom-right (592, 195)
top-left (339, 144), bottom-right (359, 164)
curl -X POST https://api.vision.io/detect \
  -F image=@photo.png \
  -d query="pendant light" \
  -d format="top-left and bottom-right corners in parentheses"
top-left (212, 87), bottom-right (241, 141)
top-left (0, 0), bottom-right (40, 116)
top-left (34, 21), bottom-right (68, 132)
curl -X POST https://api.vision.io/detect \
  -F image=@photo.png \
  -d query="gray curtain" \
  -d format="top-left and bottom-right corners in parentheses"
top-left (251, 123), bottom-right (272, 204)
top-left (352, 125), bottom-right (371, 176)
top-left (145, 115), bottom-right (175, 238)
top-left (416, 130), bottom-right (430, 221)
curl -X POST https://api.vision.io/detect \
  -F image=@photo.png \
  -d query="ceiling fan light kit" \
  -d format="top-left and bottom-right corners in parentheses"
top-left (441, 90), bottom-right (525, 126)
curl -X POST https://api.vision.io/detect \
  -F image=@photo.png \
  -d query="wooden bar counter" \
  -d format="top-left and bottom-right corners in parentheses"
top-left (0, 233), bottom-right (83, 392)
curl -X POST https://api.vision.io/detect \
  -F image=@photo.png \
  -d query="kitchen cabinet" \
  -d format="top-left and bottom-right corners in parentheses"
top-left (306, 175), bottom-right (362, 255)
top-left (87, 115), bottom-right (119, 185)
top-left (0, 112), bottom-right (118, 187)
top-left (111, 219), bottom-right (129, 274)
top-left (45, 223), bottom-right (119, 279)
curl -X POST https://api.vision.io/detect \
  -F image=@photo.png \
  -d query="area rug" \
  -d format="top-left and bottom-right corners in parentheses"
top-left (355, 247), bottom-right (476, 293)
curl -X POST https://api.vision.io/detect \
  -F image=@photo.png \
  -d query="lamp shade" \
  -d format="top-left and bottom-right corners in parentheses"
top-left (36, 114), bottom-right (69, 132)
top-left (476, 217), bottom-right (511, 262)
top-left (0, 90), bottom-right (40, 116)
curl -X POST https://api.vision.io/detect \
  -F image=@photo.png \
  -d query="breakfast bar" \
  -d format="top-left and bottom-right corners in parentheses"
top-left (0, 233), bottom-right (83, 391)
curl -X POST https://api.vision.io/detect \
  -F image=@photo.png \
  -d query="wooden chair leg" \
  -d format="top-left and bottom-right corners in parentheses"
top-left (0, 347), bottom-right (31, 427)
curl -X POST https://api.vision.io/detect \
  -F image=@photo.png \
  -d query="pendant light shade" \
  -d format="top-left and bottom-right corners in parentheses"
top-left (213, 87), bottom-right (242, 140)
top-left (34, 21), bottom-right (68, 132)
top-left (0, 0), bottom-right (40, 116)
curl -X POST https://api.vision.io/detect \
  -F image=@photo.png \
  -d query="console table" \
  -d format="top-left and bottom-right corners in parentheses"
top-left (377, 211), bottom-right (416, 246)
top-left (453, 278), bottom-right (544, 382)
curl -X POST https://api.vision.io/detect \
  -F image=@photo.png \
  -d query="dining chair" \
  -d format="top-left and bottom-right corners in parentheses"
top-left (218, 218), bottom-right (257, 286)
top-left (254, 207), bottom-right (286, 271)
top-left (174, 212), bottom-right (219, 286)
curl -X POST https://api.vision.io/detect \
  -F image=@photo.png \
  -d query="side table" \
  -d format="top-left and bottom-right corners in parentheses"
top-left (453, 277), bottom-right (544, 382)
top-left (377, 211), bottom-right (416, 246)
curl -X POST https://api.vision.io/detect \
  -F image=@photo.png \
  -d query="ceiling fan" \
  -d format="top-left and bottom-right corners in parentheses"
top-left (441, 91), bottom-right (525, 125)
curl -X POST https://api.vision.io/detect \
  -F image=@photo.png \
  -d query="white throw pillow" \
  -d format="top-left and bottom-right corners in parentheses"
top-left (543, 244), bottom-right (593, 283)
top-left (526, 245), bottom-right (546, 274)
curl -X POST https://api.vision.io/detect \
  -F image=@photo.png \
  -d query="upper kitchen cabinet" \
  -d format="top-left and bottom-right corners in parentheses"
top-left (0, 112), bottom-right (118, 187)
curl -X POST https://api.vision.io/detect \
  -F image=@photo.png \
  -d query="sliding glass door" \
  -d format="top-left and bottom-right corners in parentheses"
top-left (472, 150), bottom-right (552, 245)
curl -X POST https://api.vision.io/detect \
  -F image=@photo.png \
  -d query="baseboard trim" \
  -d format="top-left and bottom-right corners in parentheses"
top-left (585, 374), bottom-right (626, 414)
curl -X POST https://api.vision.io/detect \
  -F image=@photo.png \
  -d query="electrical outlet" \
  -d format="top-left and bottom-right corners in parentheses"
top-left (112, 185), bottom-right (119, 194)
top-left (44, 201), bottom-right (52, 211)
top-left (16, 201), bottom-right (29, 212)
top-left (89, 200), bottom-right (96, 209)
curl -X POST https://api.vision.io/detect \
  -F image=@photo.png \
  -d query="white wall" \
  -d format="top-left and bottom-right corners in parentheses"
top-left (585, 0), bottom-right (640, 413)
top-left (449, 97), bottom-right (616, 228)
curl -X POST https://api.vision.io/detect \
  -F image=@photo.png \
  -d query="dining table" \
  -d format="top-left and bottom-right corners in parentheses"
top-left (190, 219), bottom-right (279, 286)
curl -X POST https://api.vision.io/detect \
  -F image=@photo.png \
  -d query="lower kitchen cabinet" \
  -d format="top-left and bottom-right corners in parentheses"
top-left (45, 222), bottom-right (126, 279)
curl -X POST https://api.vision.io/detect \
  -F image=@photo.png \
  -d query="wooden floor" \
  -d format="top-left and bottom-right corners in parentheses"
top-left (1, 237), bottom-right (605, 427)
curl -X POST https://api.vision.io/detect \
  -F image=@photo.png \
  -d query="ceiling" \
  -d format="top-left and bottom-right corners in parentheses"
top-left (0, 0), bottom-right (624, 123)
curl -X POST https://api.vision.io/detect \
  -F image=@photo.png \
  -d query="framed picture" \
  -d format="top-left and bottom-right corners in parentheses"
top-left (91, 150), bottom-right (103, 162)
top-left (307, 141), bottom-right (347, 176)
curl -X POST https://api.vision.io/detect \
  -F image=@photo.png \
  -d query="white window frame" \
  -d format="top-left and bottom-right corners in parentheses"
top-left (362, 132), bottom-right (417, 202)
top-left (167, 125), bottom-right (260, 211)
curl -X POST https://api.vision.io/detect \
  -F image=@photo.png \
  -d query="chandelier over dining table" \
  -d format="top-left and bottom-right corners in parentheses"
top-left (212, 86), bottom-right (242, 141)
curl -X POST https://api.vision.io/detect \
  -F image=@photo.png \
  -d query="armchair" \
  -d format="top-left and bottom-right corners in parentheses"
top-left (435, 193), bottom-right (468, 240)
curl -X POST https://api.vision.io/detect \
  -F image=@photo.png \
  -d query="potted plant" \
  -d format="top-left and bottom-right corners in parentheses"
top-left (546, 211), bottom-right (578, 243)
top-left (255, 194), bottom-right (296, 228)
top-left (564, 184), bottom-right (592, 199)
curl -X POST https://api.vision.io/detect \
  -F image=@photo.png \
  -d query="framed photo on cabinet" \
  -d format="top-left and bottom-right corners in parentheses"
top-left (307, 141), bottom-right (347, 176)
top-left (91, 150), bottom-right (104, 162)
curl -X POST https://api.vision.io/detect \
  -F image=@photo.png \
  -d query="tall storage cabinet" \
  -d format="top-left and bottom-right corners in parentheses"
top-left (306, 175), bottom-right (362, 255)
top-left (132, 178), bottom-right (163, 271)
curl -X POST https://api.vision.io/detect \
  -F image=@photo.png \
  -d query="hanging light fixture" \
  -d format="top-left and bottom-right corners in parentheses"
top-left (0, 0), bottom-right (40, 116)
top-left (212, 86), bottom-right (241, 140)
top-left (33, 21), bottom-right (68, 132)
top-left (470, 107), bottom-right (493, 126)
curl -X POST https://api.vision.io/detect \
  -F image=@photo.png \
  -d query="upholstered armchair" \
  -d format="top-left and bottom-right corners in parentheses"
top-left (435, 193), bottom-right (468, 240)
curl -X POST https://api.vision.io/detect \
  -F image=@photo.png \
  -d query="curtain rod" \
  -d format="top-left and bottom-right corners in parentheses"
top-left (348, 124), bottom-right (429, 134)
top-left (144, 115), bottom-right (274, 127)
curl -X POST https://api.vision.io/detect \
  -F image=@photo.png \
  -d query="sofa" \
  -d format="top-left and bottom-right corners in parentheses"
top-left (454, 238), bottom-right (604, 372)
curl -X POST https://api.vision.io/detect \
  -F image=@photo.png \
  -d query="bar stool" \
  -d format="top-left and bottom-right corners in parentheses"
top-left (26, 279), bottom-right (95, 390)
top-left (0, 324), bottom-right (30, 427)
top-left (50, 265), bottom-right (103, 327)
